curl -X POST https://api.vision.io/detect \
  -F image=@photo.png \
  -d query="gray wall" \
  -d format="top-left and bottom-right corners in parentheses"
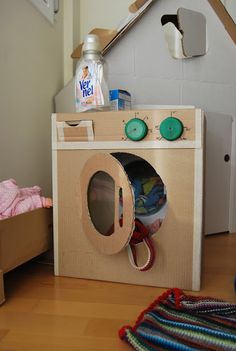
top-left (0, 0), bottom-right (64, 195)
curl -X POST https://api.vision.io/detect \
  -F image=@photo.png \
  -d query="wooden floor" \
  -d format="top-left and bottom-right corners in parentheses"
top-left (0, 233), bottom-right (236, 350)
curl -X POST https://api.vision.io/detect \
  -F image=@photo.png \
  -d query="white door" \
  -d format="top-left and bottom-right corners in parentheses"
top-left (204, 112), bottom-right (233, 235)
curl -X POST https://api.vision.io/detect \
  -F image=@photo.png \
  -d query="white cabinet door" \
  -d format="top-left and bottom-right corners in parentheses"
top-left (204, 112), bottom-right (233, 235)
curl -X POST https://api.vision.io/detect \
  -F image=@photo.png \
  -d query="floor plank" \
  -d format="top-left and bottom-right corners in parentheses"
top-left (0, 233), bottom-right (236, 350)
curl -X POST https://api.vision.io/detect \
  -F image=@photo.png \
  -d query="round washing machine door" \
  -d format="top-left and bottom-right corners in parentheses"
top-left (80, 153), bottom-right (135, 255)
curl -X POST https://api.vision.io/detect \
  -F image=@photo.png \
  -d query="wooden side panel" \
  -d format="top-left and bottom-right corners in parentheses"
top-left (0, 269), bottom-right (4, 305)
top-left (0, 208), bottom-right (52, 273)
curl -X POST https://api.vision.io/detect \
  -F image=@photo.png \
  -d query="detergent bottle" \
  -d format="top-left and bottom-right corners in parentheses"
top-left (75, 34), bottom-right (110, 112)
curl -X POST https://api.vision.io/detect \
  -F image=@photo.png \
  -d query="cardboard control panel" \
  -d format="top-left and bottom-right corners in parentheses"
top-left (55, 109), bottom-right (200, 143)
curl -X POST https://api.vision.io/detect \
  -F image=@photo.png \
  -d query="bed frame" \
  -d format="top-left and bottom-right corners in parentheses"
top-left (0, 208), bottom-right (52, 305)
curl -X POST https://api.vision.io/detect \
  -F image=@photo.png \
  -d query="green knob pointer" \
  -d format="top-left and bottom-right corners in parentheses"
top-left (125, 118), bottom-right (148, 141)
top-left (160, 117), bottom-right (184, 141)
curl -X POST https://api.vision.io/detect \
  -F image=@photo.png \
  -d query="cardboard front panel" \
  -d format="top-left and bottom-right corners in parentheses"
top-left (56, 148), bottom-right (198, 290)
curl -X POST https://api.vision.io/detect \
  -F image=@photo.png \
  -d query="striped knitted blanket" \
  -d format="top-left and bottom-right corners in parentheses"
top-left (119, 288), bottom-right (236, 350)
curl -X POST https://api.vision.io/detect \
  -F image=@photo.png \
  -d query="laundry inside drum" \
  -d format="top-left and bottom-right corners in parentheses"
top-left (113, 153), bottom-right (167, 235)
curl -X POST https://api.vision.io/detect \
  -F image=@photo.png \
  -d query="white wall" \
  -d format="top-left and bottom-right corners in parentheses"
top-left (0, 0), bottom-right (64, 195)
top-left (79, 0), bottom-right (133, 41)
top-left (57, 0), bottom-right (236, 117)
top-left (64, 0), bottom-right (80, 85)
top-left (106, 0), bottom-right (236, 118)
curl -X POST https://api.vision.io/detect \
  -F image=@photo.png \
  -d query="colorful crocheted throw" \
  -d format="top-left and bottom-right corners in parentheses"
top-left (119, 288), bottom-right (236, 351)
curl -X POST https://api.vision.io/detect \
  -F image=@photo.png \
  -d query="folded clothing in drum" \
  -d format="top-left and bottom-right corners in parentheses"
top-left (123, 160), bottom-right (167, 234)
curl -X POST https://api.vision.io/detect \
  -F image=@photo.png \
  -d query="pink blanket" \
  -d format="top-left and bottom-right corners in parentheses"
top-left (0, 179), bottom-right (52, 219)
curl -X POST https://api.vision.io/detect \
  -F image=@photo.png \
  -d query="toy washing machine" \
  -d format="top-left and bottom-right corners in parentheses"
top-left (52, 108), bottom-right (204, 291)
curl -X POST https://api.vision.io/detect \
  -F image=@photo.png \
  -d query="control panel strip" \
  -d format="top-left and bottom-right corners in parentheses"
top-left (53, 140), bottom-right (202, 150)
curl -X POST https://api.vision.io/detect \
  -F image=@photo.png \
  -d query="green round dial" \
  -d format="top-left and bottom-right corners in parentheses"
top-left (160, 117), bottom-right (184, 141)
top-left (125, 118), bottom-right (148, 141)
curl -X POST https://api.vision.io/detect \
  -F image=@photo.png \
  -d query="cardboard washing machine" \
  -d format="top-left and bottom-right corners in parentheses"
top-left (52, 108), bottom-right (204, 291)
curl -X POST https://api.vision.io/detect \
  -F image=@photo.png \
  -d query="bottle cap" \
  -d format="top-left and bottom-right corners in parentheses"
top-left (82, 34), bottom-right (102, 52)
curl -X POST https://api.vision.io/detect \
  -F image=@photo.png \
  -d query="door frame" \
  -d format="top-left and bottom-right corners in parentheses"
top-left (80, 152), bottom-right (135, 255)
